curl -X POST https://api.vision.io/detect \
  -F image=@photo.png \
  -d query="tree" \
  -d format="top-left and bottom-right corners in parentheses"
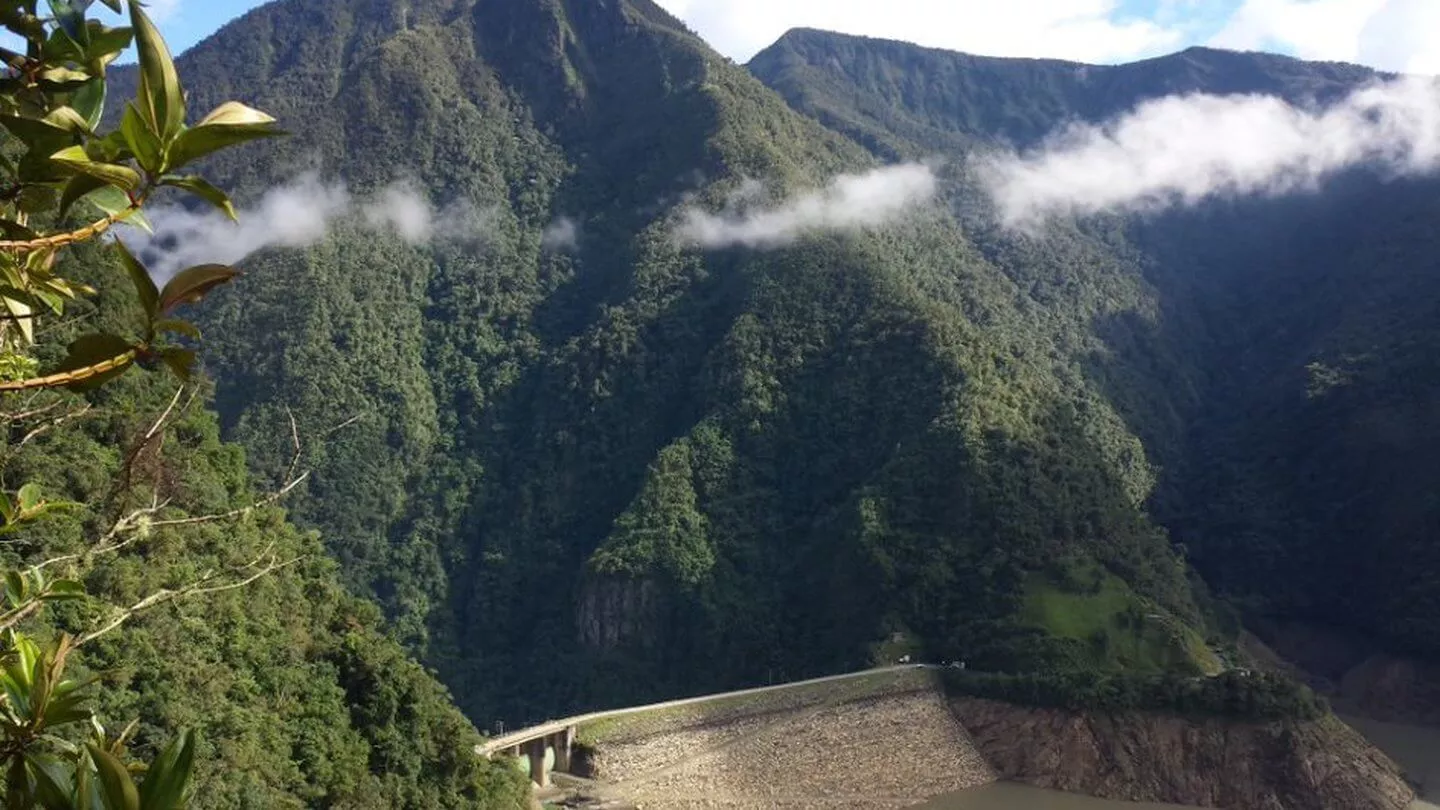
top-left (0, 1), bottom-right (284, 805)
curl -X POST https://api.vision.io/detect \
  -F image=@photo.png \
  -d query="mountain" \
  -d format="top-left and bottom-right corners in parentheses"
top-left (115, 0), bottom-right (1236, 730)
top-left (749, 29), bottom-right (1383, 155)
top-left (750, 29), bottom-right (1440, 679)
top-left (89, 0), bottom-right (1440, 756)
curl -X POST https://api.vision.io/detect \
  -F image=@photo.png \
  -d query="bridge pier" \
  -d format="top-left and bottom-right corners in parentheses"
top-left (550, 726), bottom-right (575, 774)
top-left (499, 726), bottom-right (576, 788)
top-left (524, 738), bottom-right (550, 788)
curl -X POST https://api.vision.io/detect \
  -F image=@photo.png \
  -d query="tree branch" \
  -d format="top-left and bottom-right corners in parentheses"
top-left (0, 204), bottom-right (141, 256)
top-left (75, 549), bottom-right (304, 647)
top-left (14, 404), bottom-right (93, 449)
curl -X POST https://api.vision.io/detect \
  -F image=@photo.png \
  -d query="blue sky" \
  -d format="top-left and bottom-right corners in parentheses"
top-left (110, 0), bottom-right (1440, 74)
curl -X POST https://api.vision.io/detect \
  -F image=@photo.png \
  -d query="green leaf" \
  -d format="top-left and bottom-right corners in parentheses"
top-left (57, 174), bottom-right (107, 220)
top-left (196, 101), bottom-right (276, 129)
top-left (41, 106), bottom-right (92, 134)
top-left (15, 185), bottom-right (58, 215)
top-left (39, 696), bottom-right (91, 727)
top-left (49, 146), bottom-right (140, 193)
top-left (7, 754), bottom-right (30, 810)
top-left (48, 1), bottom-right (90, 46)
top-left (112, 240), bottom-right (157, 319)
top-left (86, 745), bottom-right (139, 810)
top-left (5, 572), bottom-right (25, 606)
top-left (80, 185), bottom-right (151, 233)
top-left (0, 493), bottom-right (14, 523)
top-left (16, 483), bottom-right (41, 512)
top-left (84, 21), bottom-right (132, 74)
top-left (42, 24), bottom-right (85, 64)
top-left (152, 318), bottom-right (199, 340)
top-left (120, 103), bottom-right (161, 173)
top-left (164, 120), bottom-right (282, 172)
top-left (159, 175), bottom-right (233, 220)
top-left (37, 66), bottom-right (91, 90)
top-left (158, 265), bottom-right (238, 313)
top-left (23, 752), bottom-right (74, 810)
top-left (158, 347), bottom-right (194, 382)
top-left (137, 730), bottom-right (194, 810)
top-left (87, 131), bottom-right (134, 164)
top-left (2, 296), bottom-right (34, 344)
top-left (70, 78), bottom-right (106, 132)
top-left (57, 333), bottom-right (136, 391)
top-left (129, 0), bottom-right (182, 142)
top-left (0, 116), bottom-right (75, 150)
top-left (43, 580), bottom-right (86, 601)
top-left (0, 220), bottom-right (39, 242)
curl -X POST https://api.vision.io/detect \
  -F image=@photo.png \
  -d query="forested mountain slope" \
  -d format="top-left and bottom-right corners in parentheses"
top-left (750, 29), bottom-right (1440, 672)
top-left (131, 0), bottom-right (1229, 727)
top-left (10, 247), bottom-right (527, 806)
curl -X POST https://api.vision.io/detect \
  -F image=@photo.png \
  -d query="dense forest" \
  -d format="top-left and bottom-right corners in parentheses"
top-left (750, 28), bottom-right (1440, 667)
top-left (137, 0), bottom-right (1440, 723)
top-left (14, 0), bottom-right (1440, 801)
top-left (153, 0), bottom-right (1223, 726)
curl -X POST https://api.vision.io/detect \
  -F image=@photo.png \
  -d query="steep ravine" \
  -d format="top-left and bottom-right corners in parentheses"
top-left (951, 697), bottom-right (1414, 810)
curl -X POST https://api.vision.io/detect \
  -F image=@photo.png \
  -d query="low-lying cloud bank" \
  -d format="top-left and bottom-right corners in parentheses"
top-left (980, 76), bottom-right (1440, 228)
top-left (674, 163), bottom-right (938, 249)
top-left (127, 173), bottom-right (492, 279)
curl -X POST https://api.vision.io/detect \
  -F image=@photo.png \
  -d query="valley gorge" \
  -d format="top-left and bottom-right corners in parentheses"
top-left (11, 0), bottom-right (1440, 806)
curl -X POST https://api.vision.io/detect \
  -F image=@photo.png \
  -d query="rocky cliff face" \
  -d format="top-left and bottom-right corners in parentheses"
top-left (951, 697), bottom-right (1414, 810)
top-left (577, 576), bottom-right (662, 651)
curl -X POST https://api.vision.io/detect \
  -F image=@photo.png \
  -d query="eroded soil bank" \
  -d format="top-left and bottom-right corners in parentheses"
top-left (954, 697), bottom-right (1412, 810)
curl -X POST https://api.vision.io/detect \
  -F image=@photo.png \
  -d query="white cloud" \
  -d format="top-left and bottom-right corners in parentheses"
top-left (141, 0), bottom-right (182, 23)
top-left (129, 173), bottom-right (350, 281)
top-left (361, 180), bottom-right (494, 246)
top-left (656, 0), bottom-right (1189, 64)
top-left (675, 163), bottom-right (937, 248)
top-left (363, 183), bottom-right (433, 244)
top-left (979, 75), bottom-right (1440, 227)
top-left (541, 216), bottom-right (580, 251)
top-left (126, 174), bottom-right (491, 279)
top-left (1213, 0), bottom-right (1440, 75)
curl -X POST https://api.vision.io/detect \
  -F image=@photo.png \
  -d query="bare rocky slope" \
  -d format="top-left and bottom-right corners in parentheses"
top-left (952, 697), bottom-right (1414, 810)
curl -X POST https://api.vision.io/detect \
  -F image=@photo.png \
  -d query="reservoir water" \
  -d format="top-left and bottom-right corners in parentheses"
top-left (1341, 714), bottom-right (1440, 809)
top-left (917, 783), bottom-right (1192, 809)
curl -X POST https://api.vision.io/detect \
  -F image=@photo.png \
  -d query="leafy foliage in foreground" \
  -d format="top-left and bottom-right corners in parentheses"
top-left (0, 0), bottom-right (528, 805)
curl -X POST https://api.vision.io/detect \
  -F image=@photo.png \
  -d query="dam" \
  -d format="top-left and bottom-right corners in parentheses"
top-left (481, 665), bottom-right (1421, 810)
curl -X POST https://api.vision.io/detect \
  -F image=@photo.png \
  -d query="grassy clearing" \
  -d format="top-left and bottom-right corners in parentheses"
top-left (1022, 562), bottom-right (1222, 676)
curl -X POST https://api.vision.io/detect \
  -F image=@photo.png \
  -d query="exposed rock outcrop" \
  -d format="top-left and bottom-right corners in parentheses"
top-left (952, 697), bottom-right (1415, 810)
top-left (577, 576), bottom-right (662, 651)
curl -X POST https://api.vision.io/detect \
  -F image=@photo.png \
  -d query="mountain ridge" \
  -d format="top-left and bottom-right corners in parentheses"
top-left (89, 0), bottom-right (1440, 755)
top-left (749, 27), bottom-right (1388, 155)
top-left (746, 23), bottom-right (1440, 688)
